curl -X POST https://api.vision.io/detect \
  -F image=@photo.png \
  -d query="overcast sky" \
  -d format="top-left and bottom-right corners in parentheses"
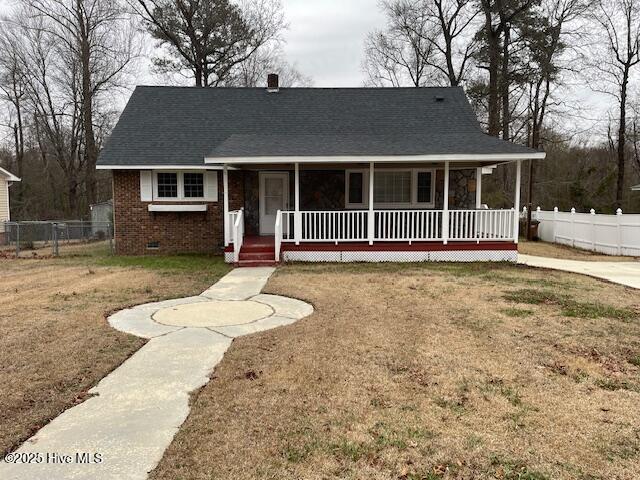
top-left (0, 0), bottom-right (614, 139)
top-left (0, 0), bottom-right (386, 87)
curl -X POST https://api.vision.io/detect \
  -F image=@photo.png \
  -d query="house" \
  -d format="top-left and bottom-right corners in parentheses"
top-left (0, 166), bottom-right (20, 245)
top-left (96, 75), bottom-right (545, 265)
top-left (632, 184), bottom-right (640, 191)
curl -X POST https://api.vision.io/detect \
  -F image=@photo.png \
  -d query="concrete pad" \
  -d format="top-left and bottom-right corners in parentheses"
top-left (518, 254), bottom-right (640, 289)
top-left (200, 267), bottom-right (275, 300)
top-left (0, 266), bottom-right (313, 480)
top-left (108, 308), bottom-right (183, 339)
top-left (153, 300), bottom-right (273, 328)
top-left (210, 315), bottom-right (299, 338)
top-left (132, 296), bottom-right (209, 311)
top-left (251, 294), bottom-right (315, 320)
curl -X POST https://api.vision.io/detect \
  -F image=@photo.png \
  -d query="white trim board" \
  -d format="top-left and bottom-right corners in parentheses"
top-left (205, 152), bottom-right (546, 165)
top-left (97, 165), bottom-right (226, 170)
top-left (0, 166), bottom-right (20, 182)
top-left (148, 204), bottom-right (208, 212)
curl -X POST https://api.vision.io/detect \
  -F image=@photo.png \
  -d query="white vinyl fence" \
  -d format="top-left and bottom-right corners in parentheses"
top-left (531, 207), bottom-right (640, 256)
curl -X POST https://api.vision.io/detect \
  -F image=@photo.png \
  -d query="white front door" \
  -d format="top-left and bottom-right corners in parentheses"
top-left (259, 172), bottom-right (289, 235)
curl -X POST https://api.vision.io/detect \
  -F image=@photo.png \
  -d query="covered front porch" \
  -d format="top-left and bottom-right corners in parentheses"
top-left (220, 158), bottom-right (524, 264)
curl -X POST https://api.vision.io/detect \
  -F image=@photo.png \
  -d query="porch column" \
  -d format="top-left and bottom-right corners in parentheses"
top-left (223, 164), bottom-right (229, 247)
top-left (513, 159), bottom-right (522, 244)
top-left (442, 161), bottom-right (450, 244)
top-left (294, 162), bottom-right (301, 245)
top-left (368, 161), bottom-right (374, 245)
top-left (476, 167), bottom-right (482, 208)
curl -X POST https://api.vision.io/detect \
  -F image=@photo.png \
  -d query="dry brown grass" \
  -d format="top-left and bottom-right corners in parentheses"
top-left (0, 255), bottom-right (228, 456)
top-left (519, 239), bottom-right (639, 262)
top-left (151, 263), bottom-right (640, 480)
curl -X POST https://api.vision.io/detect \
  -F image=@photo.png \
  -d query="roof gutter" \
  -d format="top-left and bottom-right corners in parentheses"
top-left (204, 152), bottom-right (546, 165)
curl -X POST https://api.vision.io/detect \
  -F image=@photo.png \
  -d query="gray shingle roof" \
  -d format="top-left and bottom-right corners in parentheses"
top-left (98, 86), bottom-right (541, 166)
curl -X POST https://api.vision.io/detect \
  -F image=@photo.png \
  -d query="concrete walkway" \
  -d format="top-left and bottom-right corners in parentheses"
top-left (0, 267), bottom-right (313, 480)
top-left (518, 254), bottom-right (640, 289)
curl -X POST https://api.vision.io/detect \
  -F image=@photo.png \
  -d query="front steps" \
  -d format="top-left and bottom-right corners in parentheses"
top-left (236, 236), bottom-right (278, 267)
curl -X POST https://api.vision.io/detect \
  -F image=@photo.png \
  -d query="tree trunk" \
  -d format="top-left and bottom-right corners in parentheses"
top-left (78, 1), bottom-right (98, 207)
top-left (616, 67), bottom-right (629, 209)
top-left (501, 22), bottom-right (511, 141)
top-left (485, 20), bottom-right (501, 136)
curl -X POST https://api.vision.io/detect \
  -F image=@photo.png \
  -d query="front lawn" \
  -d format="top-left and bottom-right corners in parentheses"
top-left (0, 252), bottom-right (230, 456)
top-left (151, 263), bottom-right (640, 480)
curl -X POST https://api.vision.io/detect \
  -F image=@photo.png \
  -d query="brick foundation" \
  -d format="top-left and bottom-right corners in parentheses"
top-left (112, 170), bottom-right (243, 255)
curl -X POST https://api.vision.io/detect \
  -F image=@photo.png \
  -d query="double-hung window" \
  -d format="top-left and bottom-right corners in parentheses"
top-left (153, 171), bottom-right (211, 201)
top-left (183, 173), bottom-right (204, 198)
top-left (345, 168), bottom-right (435, 208)
top-left (157, 172), bottom-right (178, 199)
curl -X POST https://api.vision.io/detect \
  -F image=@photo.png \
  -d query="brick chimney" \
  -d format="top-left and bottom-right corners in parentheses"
top-left (267, 73), bottom-right (279, 92)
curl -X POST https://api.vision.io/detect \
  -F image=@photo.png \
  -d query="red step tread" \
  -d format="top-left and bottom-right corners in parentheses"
top-left (236, 260), bottom-right (279, 267)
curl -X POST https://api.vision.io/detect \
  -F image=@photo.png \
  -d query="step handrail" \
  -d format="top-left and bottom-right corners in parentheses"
top-left (274, 210), bottom-right (282, 262)
top-left (233, 208), bottom-right (244, 263)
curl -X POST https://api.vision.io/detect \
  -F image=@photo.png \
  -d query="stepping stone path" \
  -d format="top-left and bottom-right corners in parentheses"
top-left (0, 267), bottom-right (313, 480)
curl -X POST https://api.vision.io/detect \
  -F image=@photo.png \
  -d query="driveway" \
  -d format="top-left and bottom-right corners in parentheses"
top-left (0, 267), bottom-right (313, 480)
top-left (518, 254), bottom-right (640, 289)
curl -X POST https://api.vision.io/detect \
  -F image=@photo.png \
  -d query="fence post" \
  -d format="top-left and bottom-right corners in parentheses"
top-left (616, 208), bottom-right (623, 256)
top-left (552, 207), bottom-right (558, 243)
top-left (52, 223), bottom-right (58, 257)
top-left (590, 209), bottom-right (596, 252)
top-left (108, 223), bottom-right (114, 254)
top-left (570, 208), bottom-right (576, 247)
top-left (15, 223), bottom-right (20, 258)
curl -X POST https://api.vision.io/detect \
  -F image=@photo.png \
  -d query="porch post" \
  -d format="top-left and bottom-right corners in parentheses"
top-left (368, 161), bottom-right (374, 245)
top-left (294, 162), bottom-right (301, 245)
top-left (223, 164), bottom-right (229, 247)
top-left (442, 161), bottom-right (449, 244)
top-left (476, 167), bottom-right (482, 208)
top-left (513, 159), bottom-right (522, 244)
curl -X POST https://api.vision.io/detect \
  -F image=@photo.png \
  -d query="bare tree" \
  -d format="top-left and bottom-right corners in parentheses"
top-left (131, 0), bottom-right (285, 87)
top-left (363, 0), bottom-right (478, 87)
top-left (0, 25), bottom-right (28, 215)
top-left (226, 46), bottom-right (312, 87)
top-left (522, 0), bottom-right (588, 238)
top-left (26, 0), bottom-right (138, 207)
top-left (590, 0), bottom-right (640, 208)
top-left (18, 14), bottom-right (85, 215)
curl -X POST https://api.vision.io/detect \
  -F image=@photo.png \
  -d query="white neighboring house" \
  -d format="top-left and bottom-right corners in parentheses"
top-left (0, 166), bottom-right (21, 244)
top-left (632, 184), bottom-right (640, 191)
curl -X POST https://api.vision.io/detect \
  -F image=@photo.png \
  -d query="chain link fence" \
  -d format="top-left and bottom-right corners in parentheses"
top-left (1, 221), bottom-right (113, 257)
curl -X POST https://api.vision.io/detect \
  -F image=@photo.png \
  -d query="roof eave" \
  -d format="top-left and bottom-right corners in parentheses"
top-left (204, 152), bottom-right (546, 165)
top-left (0, 166), bottom-right (20, 182)
top-left (96, 164), bottom-right (225, 170)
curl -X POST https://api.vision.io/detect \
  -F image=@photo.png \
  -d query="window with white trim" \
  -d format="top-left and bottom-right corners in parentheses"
top-left (374, 171), bottom-right (411, 203)
top-left (345, 168), bottom-right (435, 208)
top-left (157, 172), bottom-right (178, 198)
top-left (183, 173), bottom-right (204, 198)
top-left (152, 171), bottom-right (215, 201)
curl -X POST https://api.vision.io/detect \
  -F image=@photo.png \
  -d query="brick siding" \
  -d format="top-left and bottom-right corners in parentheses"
top-left (112, 170), bottom-right (243, 255)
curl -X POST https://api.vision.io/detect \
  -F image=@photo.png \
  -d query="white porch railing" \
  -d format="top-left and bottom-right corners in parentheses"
top-left (449, 209), bottom-right (516, 241)
top-left (278, 209), bottom-right (515, 244)
top-left (231, 209), bottom-right (244, 263)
